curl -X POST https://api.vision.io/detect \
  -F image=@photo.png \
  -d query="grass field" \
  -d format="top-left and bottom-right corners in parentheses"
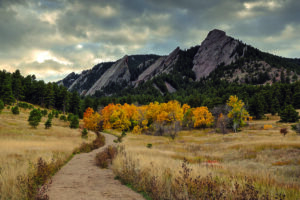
top-left (112, 114), bottom-right (300, 199)
top-left (0, 106), bottom-right (95, 200)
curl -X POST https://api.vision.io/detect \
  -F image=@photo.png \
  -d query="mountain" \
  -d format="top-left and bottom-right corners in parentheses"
top-left (58, 29), bottom-right (300, 96)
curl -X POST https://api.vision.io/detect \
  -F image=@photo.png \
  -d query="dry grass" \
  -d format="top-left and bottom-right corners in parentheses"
top-left (0, 107), bottom-right (95, 200)
top-left (112, 114), bottom-right (300, 199)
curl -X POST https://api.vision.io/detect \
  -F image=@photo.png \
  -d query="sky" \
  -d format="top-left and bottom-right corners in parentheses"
top-left (0, 0), bottom-right (300, 82)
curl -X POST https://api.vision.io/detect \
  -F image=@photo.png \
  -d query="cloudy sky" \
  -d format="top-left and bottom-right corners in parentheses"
top-left (0, 0), bottom-right (299, 82)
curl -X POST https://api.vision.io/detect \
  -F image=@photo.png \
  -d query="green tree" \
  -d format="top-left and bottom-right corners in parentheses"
top-left (293, 92), bottom-right (300, 109)
top-left (0, 99), bottom-right (4, 113)
top-left (69, 92), bottom-right (80, 115)
top-left (270, 97), bottom-right (280, 115)
top-left (81, 128), bottom-right (88, 139)
top-left (45, 83), bottom-right (55, 109)
top-left (11, 70), bottom-right (24, 104)
top-left (249, 94), bottom-right (265, 119)
top-left (70, 115), bottom-right (79, 129)
top-left (28, 109), bottom-right (42, 128)
top-left (11, 106), bottom-right (20, 115)
top-left (0, 74), bottom-right (14, 104)
top-left (279, 105), bottom-right (299, 123)
top-left (45, 117), bottom-right (52, 129)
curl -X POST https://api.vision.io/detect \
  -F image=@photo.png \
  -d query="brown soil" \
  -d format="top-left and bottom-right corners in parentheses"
top-left (46, 133), bottom-right (144, 200)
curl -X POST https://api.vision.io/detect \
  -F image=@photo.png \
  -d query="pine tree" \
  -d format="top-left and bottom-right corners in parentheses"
top-left (249, 94), bottom-right (264, 119)
top-left (293, 92), bottom-right (300, 109)
top-left (12, 70), bottom-right (24, 104)
top-left (0, 74), bottom-right (14, 104)
top-left (270, 97), bottom-right (280, 115)
top-left (70, 115), bottom-right (79, 129)
top-left (69, 91), bottom-right (80, 115)
top-left (11, 106), bottom-right (20, 115)
top-left (0, 99), bottom-right (4, 113)
top-left (28, 109), bottom-right (42, 128)
top-left (45, 83), bottom-right (55, 109)
top-left (45, 118), bottom-right (52, 129)
top-left (279, 105), bottom-right (299, 123)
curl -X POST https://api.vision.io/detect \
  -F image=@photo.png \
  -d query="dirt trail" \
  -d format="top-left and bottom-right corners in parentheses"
top-left (46, 133), bottom-right (144, 200)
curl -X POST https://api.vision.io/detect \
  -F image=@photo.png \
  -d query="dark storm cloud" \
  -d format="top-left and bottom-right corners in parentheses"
top-left (0, 0), bottom-right (300, 81)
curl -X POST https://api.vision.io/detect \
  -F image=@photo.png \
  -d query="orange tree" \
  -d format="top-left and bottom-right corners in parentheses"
top-left (83, 107), bottom-right (102, 135)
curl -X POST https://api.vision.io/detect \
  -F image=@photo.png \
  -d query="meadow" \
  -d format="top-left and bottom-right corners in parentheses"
top-left (112, 114), bottom-right (300, 199)
top-left (0, 106), bottom-right (94, 200)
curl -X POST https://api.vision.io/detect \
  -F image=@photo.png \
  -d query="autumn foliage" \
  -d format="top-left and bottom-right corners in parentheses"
top-left (83, 97), bottom-right (251, 135)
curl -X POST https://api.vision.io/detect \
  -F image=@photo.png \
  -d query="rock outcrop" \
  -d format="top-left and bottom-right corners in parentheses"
top-left (192, 29), bottom-right (242, 80)
top-left (135, 47), bottom-right (180, 85)
top-left (85, 56), bottom-right (131, 96)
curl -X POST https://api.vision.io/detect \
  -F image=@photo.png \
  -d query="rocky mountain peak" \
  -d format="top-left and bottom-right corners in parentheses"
top-left (192, 29), bottom-right (241, 80)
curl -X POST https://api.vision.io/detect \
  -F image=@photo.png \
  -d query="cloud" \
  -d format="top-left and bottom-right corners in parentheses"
top-left (0, 0), bottom-right (300, 82)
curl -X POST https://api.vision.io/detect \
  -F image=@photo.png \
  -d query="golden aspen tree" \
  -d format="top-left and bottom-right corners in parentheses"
top-left (227, 95), bottom-right (250, 132)
top-left (192, 106), bottom-right (214, 128)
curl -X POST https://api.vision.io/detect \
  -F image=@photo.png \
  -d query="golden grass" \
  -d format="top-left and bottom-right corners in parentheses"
top-left (112, 115), bottom-right (300, 199)
top-left (0, 107), bottom-right (95, 200)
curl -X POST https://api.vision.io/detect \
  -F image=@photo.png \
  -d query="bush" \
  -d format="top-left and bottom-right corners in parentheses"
top-left (44, 118), bottom-right (52, 129)
top-left (60, 115), bottom-right (67, 121)
top-left (67, 113), bottom-right (74, 121)
top-left (41, 109), bottom-right (48, 116)
top-left (95, 145), bottom-right (117, 168)
top-left (73, 134), bottom-right (105, 154)
top-left (11, 106), bottom-right (20, 115)
top-left (69, 115), bottom-right (79, 129)
top-left (48, 113), bottom-right (53, 119)
top-left (280, 128), bottom-right (288, 136)
top-left (146, 143), bottom-right (152, 148)
top-left (28, 109), bottom-right (42, 128)
top-left (18, 102), bottom-right (29, 109)
top-left (0, 99), bottom-right (4, 113)
top-left (81, 128), bottom-right (88, 139)
top-left (279, 105), bottom-right (299, 122)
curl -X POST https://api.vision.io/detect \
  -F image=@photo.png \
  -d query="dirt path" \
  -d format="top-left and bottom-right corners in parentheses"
top-left (46, 133), bottom-right (144, 200)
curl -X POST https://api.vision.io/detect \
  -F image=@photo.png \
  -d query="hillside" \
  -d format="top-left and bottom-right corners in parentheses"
top-left (59, 29), bottom-right (300, 97)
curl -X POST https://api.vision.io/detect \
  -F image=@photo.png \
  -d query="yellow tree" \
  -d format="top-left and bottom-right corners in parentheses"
top-left (227, 95), bottom-right (250, 132)
top-left (192, 106), bottom-right (214, 128)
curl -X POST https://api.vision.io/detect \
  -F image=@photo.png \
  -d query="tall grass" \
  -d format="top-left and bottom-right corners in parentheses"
top-left (112, 115), bottom-right (300, 199)
top-left (0, 107), bottom-right (95, 200)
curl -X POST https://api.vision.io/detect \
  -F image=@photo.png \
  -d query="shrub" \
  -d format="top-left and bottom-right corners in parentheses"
top-left (11, 106), bottom-right (20, 115)
top-left (28, 109), bottom-right (42, 128)
top-left (280, 128), bottom-right (288, 136)
top-left (95, 145), bottom-right (117, 168)
top-left (279, 105), bottom-right (299, 122)
top-left (18, 102), bottom-right (29, 109)
top-left (67, 113), bottom-right (74, 121)
top-left (44, 118), bottom-right (52, 129)
top-left (73, 134), bottom-right (105, 154)
top-left (69, 115), bottom-right (79, 129)
top-left (81, 128), bottom-right (88, 139)
top-left (146, 143), bottom-right (152, 148)
top-left (0, 99), bottom-right (4, 113)
top-left (41, 109), bottom-right (48, 116)
top-left (263, 124), bottom-right (273, 130)
top-left (59, 115), bottom-right (67, 121)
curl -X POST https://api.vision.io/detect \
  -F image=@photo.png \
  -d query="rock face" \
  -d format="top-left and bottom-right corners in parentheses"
top-left (135, 47), bottom-right (180, 85)
top-left (192, 29), bottom-right (241, 80)
top-left (85, 56), bottom-right (131, 96)
top-left (57, 72), bottom-right (80, 88)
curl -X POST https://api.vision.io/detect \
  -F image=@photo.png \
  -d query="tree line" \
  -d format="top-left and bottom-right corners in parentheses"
top-left (0, 70), bottom-right (82, 116)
